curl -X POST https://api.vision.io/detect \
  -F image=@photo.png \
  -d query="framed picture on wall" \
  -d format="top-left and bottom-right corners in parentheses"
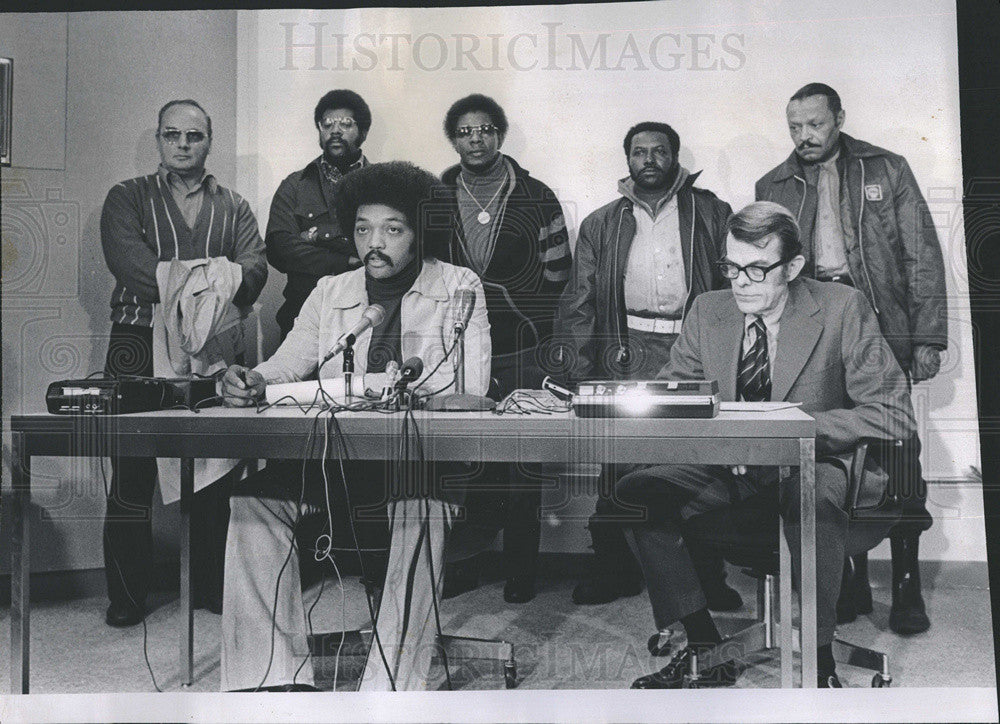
top-left (0, 57), bottom-right (11, 166)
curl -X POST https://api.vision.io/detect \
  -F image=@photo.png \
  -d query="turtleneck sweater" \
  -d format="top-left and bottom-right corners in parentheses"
top-left (456, 153), bottom-right (511, 273)
top-left (364, 255), bottom-right (422, 372)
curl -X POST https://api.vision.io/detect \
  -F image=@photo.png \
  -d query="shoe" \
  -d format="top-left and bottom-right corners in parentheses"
top-left (571, 573), bottom-right (642, 605)
top-left (819, 672), bottom-right (843, 688)
top-left (890, 575), bottom-right (930, 634)
top-left (704, 582), bottom-right (743, 612)
top-left (504, 577), bottom-right (535, 604)
top-left (889, 534), bottom-right (930, 635)
top-left (630, 646), bottom-right (738, 689)
top-left (442, 562), bottom-right (479, 600)
top-left (105, 601), bottom-right (145, 628)
top-left (231, 683), bottom-right (321, 692)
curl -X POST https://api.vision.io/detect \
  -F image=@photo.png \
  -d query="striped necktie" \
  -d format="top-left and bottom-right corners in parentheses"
top-left (737, 316), bottom-right (771, 402)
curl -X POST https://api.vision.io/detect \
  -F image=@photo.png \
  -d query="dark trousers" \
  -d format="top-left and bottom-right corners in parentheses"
top-left (617, 463), bottom-right (892, 645)
top-left (102, 323), bottom-right (232, 607)
top-left (451, 349), bottom-right (552, 581)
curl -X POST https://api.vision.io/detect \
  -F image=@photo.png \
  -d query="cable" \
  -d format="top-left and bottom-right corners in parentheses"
top-left (404, 406), bottom-right (452, 690)
top-left (327, 411), bottom-right (398, 691)
top-left (98, 455), bottom-right (162, 692)
top-left (253, 411), bottom-right (320, 691)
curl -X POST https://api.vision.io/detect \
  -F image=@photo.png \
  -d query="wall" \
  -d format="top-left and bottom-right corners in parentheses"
top-left (237, 0), bottom-right (985, 561)
top-left (0, 3), bottom-right (987, 576)
top-left (1, 10), bottom-right (240, 573)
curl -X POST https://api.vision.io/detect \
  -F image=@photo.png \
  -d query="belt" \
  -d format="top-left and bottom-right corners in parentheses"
top-left (627, 314), bottom-right (682, 334)
top-left (817, 273), bottom-right (854, 287)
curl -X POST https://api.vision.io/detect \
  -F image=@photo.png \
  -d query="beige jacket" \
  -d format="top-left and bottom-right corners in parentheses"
top-left (257, 258), bottom-right (491, 395)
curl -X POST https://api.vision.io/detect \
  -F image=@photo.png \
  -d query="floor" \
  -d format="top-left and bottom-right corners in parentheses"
top-left (1, 560), bottom-right (995, 693)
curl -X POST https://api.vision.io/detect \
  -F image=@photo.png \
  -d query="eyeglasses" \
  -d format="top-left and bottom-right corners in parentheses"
top-left (319, 117), bottom-right (357, 132)
top-left (717, 258), bottom-right (787, 282)
top-left (158, 129), bottom-right (208, 145)
top-left (454, 124), bottom-right (499, 138)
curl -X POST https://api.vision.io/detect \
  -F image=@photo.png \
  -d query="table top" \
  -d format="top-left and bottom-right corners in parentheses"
top-left (11, 405), bottom-right (815, 438)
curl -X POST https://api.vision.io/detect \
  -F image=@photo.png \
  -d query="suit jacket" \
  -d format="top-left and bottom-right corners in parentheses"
top-left (659, 278), bottom-right (915, 497)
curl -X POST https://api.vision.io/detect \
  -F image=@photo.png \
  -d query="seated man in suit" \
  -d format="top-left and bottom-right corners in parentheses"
top-left (218, 161), bottom-right (490, 691)
top-left (620, 201), bottom-right (914, 689)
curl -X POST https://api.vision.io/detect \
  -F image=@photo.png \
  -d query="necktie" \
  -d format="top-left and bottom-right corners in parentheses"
top-left (737, 316), bottom-right (771, 402)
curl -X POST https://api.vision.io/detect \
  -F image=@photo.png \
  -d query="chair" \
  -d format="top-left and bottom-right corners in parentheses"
top-left (674, 440), bottom-right (901, 688)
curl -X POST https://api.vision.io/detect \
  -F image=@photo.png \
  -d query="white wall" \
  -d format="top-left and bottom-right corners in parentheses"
top-left (1, 10), bottom-right (240, 573)
top-left (0, 3), bottom-right (985, 575)
top-left (237, 1), bottom-right (984, 560)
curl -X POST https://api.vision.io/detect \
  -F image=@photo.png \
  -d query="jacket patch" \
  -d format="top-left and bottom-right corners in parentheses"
top-left (864, 184), bottom-right (883, 202)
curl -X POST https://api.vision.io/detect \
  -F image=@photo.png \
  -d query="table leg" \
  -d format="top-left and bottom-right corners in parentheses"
top-left (799, 437), bottom-right (817, 688)
top-left (179, 457), bottom-right (194, 687)
top-left (9, 432), bottom-right (30, 695)
top-left (778, 466), bottom-right (793, 689)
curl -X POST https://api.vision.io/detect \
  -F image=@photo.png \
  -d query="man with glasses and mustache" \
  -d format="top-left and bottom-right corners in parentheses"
top-left (756, 83), bottom-right (948, 636)
top-left (219, 161), bottom-right (490, 691)
top-left (622, 201), bottom-right (914, 688)
top-left (266, 89), bottom-right (373, 341)
top-left (98, 99), bottom-right (267, 627)
top-left (433, 94), bottom-right (572, 605)
top-left (559, 121), bottom-right (738, 613)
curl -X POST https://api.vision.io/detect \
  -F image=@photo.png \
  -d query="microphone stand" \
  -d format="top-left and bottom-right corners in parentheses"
top-left (342, 340), bottom-right (355, 401)
top-left (425, 325), bottom-right (496, 412)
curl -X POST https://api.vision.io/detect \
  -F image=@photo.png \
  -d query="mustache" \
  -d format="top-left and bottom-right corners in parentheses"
top-left (365, 250), bottom-right (393, 265)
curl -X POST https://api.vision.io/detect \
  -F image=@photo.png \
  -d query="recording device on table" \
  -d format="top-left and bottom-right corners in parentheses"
top-left (320, 303), bottom-right (387, 399)
top-left (46, 375), bottom-right (219, 415)
top-left (558, 379), bottom-right (720, 418)
top-left (424, 285), bottom-right (496, 412)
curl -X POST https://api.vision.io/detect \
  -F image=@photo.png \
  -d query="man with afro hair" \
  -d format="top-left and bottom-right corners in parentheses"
top-left (219, 161), bottom-right (491, 691)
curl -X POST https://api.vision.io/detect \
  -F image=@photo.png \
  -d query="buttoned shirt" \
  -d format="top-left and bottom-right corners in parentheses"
top-left (813, 151), bottom-right (851, 277)
top-left (741, 294), bottom-right (787, 367)
top-left (623, 193), bottom-right (687, 318)
top-left (157, 164), bottom-right (217, 229)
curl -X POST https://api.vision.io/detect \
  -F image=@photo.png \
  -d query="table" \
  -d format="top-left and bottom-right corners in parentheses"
top-left (7, 406), bottom-right (816, 693)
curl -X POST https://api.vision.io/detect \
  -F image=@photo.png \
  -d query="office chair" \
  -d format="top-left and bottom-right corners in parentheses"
top-left (666, 440), bottom-right (901, 688)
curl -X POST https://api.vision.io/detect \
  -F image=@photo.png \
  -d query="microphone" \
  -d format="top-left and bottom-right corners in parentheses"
top-left (396, 356), bottom-right (424, 388)
top-left (453, 286), bottom-right (476, 336)
top-left (321, 304), bottom-right (386, 365)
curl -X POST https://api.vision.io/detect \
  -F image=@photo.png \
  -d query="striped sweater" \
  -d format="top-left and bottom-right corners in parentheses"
top-left (100, 172), bottom-right (267, 327)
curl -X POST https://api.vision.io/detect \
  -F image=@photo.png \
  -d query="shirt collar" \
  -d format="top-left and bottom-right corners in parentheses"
top-left (157, 163), bottom-right (216, 194)
top-left (330, 257), bottom-right (450, 309)
top-left (316, 153), bottom-right (366, 182)
top-left (744, 291), bottom-right (788, 334)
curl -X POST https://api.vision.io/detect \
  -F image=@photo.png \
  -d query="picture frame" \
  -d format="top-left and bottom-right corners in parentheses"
top-left (1, 57), bottom-right (11, 166)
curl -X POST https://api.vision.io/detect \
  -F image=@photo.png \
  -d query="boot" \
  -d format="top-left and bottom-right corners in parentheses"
top-left (572, 514), bottom-right (643, 605)
top-left (889, 533), bottom-right (930, 635)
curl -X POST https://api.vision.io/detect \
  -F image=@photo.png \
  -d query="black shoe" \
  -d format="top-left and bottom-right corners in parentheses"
top-left (231, 683), bottom-right (321, 692)
top-left (819, 672), bottom-right (843, 688)
top-left (105, 601), bottom-right (145, 628)
top-left (442, 563), bottom-right (479, 600)
top-left (630, 646), bottom-right (738, 689)
top-left (889, 534), bottom-right (930, 635)
top-left (704, 582), bottom-right (743, 612)
top-left (504, 577), bottom-right (535, 604)
top-left (890, 576), bottom-right (930, 634)
top-left (572, 574), bottom-right (642, 605)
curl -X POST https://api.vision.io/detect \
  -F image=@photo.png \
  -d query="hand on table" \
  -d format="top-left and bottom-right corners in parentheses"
top-left (221, 365), bottom-right (266, 407)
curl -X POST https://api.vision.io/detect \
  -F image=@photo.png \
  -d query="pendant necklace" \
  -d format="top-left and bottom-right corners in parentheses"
top-left (459, 171), bottom-right (507, 225)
